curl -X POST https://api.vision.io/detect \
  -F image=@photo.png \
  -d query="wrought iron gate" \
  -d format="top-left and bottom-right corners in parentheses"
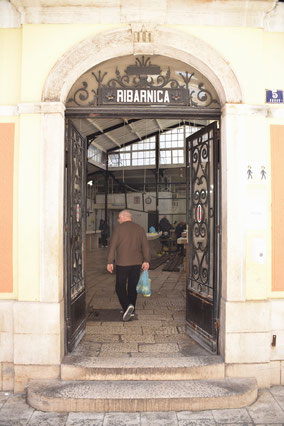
top-left (185, 121), bottom-right (220, 353)
top-left (65, 120), bottom-right (87, 352)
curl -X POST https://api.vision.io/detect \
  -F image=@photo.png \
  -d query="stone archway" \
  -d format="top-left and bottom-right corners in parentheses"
top-left (40, 25), bottom-right (243, 358)
top-left (43, 26), bottom-right (242, 106)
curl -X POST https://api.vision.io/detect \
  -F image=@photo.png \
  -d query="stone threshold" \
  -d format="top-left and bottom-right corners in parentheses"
top-left (61, 354), bottom-right (225, 381)
top-left (27, 377), bottom-right (258, 412)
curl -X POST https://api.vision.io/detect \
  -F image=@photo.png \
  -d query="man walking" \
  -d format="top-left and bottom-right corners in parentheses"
top-left (107, 210), bottom-right (150, 321)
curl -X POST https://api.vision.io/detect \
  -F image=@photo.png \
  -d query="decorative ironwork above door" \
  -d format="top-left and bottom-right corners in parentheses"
top-left (67, 55), bottom-right (220, 109)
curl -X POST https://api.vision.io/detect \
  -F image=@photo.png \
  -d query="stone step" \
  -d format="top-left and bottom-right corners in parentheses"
top-left (61, 355), bottom-right (225, 381)
top-left (27, 377), bottom-right (258, 413)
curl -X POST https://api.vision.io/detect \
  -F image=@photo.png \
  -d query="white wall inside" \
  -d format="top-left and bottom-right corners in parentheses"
top-left (87, 190), bottom-right (186, 232)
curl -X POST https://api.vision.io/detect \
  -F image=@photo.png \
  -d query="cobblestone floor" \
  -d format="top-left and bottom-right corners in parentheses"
top-left (78, 247), bottom-right (208, 358)
top-left (1, 386), bottom-right (284, 425)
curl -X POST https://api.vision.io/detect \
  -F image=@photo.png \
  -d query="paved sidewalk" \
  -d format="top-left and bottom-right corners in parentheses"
top-left (2, 248), bottom-right (283, 424)
top-left (1, 386), bottom-right (284, 425)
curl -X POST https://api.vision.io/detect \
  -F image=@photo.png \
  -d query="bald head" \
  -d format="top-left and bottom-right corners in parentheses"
top-left (118, 210), bottom-right (132, 224)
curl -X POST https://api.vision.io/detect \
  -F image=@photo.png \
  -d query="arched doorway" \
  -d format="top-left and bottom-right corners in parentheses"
top-left (41, 26), bottom-right (242, 358)
top-left (64, 52), bottom-right (221, 353)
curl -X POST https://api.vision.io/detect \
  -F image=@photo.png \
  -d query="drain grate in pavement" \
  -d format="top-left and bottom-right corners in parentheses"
top-left (88, 309), bottom-right (123, 322)
top-left (162, 254), bottom-right (183, 272)
top-left (149, 255), bottom-right (171, 270)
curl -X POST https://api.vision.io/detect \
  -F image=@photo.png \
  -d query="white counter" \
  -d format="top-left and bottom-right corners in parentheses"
top-left (86, 230), bottom-right (101, 250)
top-left (146, 232), bottom-right (162, 240)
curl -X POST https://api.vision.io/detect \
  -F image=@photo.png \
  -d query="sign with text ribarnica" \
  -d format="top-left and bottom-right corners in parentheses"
top-left (98, 87), bottom-right (188, 106)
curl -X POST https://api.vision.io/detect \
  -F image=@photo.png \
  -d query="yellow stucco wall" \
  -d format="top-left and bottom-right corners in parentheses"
top-left (173, 25), bottom-right (266, 105)
top-left (1, 25), bottom-right (284, 105)
top-left (0, 24), bottom-right (283, 301)
top-left (21, 24), bottom-right (122, 103)
top-left (0, 29), bottom-right (22, 104)
top-left (264, 32), bottom-right (284, 92)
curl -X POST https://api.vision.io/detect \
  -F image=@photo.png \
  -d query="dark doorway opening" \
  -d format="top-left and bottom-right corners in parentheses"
top-left (64, 112), bottom-right (221, 356)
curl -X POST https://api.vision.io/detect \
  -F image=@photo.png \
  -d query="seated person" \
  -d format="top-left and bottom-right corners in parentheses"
top-left (158, 216), bottom-right (172, 254)
top-left (158, 216), bottom-right (172, 233)
top-left (99, 219), bottom-right (109, 247)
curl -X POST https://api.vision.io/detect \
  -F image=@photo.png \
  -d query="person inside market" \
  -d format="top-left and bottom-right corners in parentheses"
top-left (106, 210), bottom-right (150, 321)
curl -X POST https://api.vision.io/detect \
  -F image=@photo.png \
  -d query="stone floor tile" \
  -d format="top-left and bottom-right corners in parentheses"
top-left (119, 328), bottom-right (144, 335)
top-left (270, 385), bottom-right (284, 408)
top-left (121, 334), bottom-right (155, 343)
top-left (162, 320), bottom-right (182, 327)
top-left (0, 406), bottom-right (34, 424)
top-left (247, 389), bottom-right (284, 423)
top-left (129, 352), bottom-right (185, 358)
top-left (73, 342), bottom-right (101, 354)
top-left (100, 343), bottom-right (138, 353)
top-left (143, 326), bottom-right (179, 335)
top-left (89, 326), bottom-right (124, 335)
top-left (103, 412), bottom-right (140, 425)
top-left (138, 343), bottom-right (179, 353)
top-left (177, 410), bottom-right (214, 421)
top-left (211, 407), bottom-right (251, 423)
top-left (178, 421), bottom-right (216, 426)
top-left (122, 321), bottom-right (143, 328)
top-left (0, 392), bottom-right (10, 409)
top-left (253, 424), bottom-right (282, 426)
top-left (66, 412), bottom-right (104, 425)
top-left (98, 352), bottom-right (131, 358)
top-left (83, 334), bottom-right (120, 343)
top-left (97, 322), bottom-right (126, 328)
top-left (139, 309), bottom-right (155, 314)
top-left (141, 411), bottom-right (178, 425)
top-left (2, 393), bottom-right (26, 406)
top-left (135, 312), bottom-right (164, 318)
top-left (0, 393), bottom-right (34, 424)
top-left (178, 343), bottom-right (209, 357)
top-left (28, 411), bottom-right (68, 425)
top-left (0, 392), bottom-right (10, 401)
top-left (140, 314), bottom-right (173, 321)
top-left (154, 334), bottom-right (191, 344)
top-left (135, 320), bottom-right (163, 326)
top-left (153, 308), bottom-right (170, 314)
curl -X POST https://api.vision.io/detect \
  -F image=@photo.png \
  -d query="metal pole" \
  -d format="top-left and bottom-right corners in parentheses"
top-left (155, 134), bottom-right (159, 230)
top-left (105, 156), bottom-right (108, 224)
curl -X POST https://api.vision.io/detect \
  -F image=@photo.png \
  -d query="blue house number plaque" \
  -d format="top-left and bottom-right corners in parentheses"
top-left (266, 90), bottom-right (284, 103)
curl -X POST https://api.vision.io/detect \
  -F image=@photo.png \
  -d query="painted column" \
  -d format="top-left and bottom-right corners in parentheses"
top-left (13, 103), bottom-right (65, 391)
top-left (220, 104), bottom-right (277, 387)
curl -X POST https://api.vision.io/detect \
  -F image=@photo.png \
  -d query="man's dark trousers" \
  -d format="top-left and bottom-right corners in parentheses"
top-left (115, 265), bottom-right (141, 312)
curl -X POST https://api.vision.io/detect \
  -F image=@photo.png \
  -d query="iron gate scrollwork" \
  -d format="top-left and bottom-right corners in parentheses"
top-left (67, 56), bottom-right (220, 108)
top-left (186, 121), bottom-right (220, 353)
top-left (65, 120), bottom-right (87, 352)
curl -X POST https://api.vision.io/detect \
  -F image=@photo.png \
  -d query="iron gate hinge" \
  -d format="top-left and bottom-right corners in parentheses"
top-left (214, 319), bottom-right (220, 329)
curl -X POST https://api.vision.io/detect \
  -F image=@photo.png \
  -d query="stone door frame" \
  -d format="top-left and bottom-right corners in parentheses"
top-left (40, 25), bottom-right (243, 358)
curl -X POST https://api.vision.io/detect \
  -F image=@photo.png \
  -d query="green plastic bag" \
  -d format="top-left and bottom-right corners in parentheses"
top-left (136, 270), bottom-right (151, 297)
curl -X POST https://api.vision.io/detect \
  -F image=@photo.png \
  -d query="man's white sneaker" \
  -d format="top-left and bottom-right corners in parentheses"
top-left (123, 304), bottom-right (135, 322)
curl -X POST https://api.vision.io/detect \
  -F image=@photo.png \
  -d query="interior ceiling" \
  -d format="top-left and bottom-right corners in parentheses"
top-left (71, 117), bottom-right (209, 192)
top-left (72, 117), bottom-right (208, 153)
